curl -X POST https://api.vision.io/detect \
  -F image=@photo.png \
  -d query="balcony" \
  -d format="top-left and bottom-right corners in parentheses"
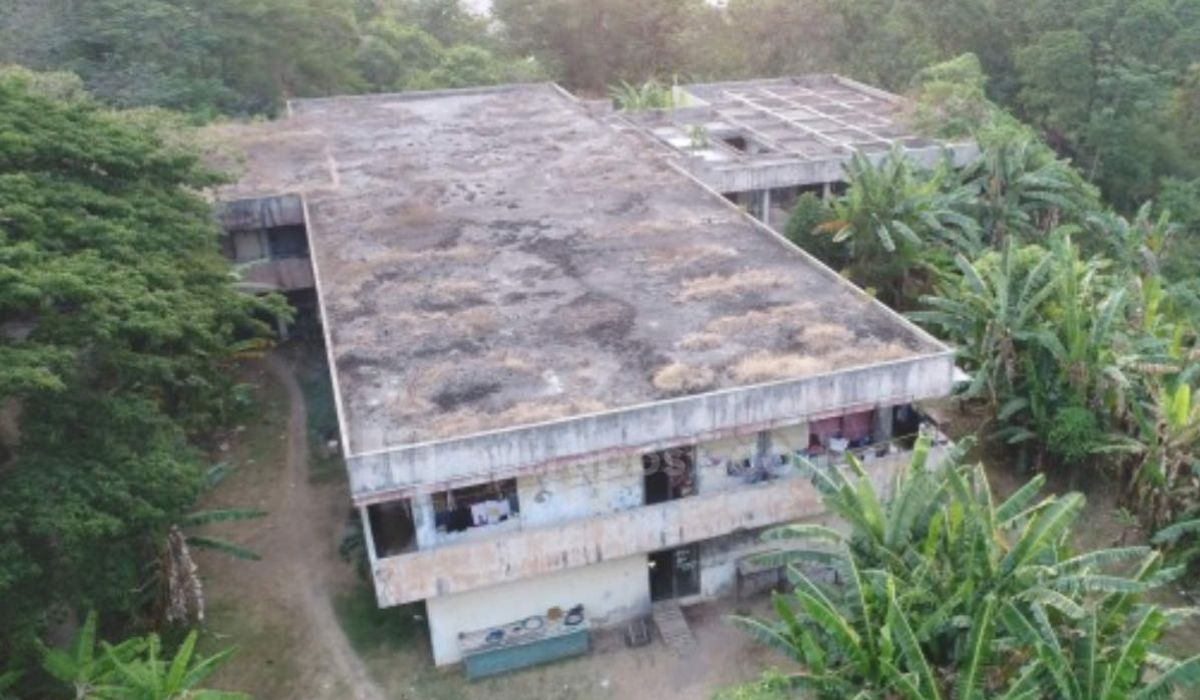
top-left (370, 439), bottom-right (947, 607)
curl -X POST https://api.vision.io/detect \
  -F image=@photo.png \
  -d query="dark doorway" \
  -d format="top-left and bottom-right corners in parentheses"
top-left (366, 499), bottom-right (416, 557)
top-left (649, 545), bottom-right (701, 601)
top-left (643, 446), bottom-right (696, 505)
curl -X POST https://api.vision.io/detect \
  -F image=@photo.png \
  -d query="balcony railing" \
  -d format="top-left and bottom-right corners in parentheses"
top-left (369, 440), bottom-right (945, 607)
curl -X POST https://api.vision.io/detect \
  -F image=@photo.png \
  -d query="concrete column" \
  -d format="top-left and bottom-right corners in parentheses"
top-left (761, 189), bottom-right (772, 228)
top-left (873, 406), bottom-right (895, 444)
top-left (754, 430), bottom-right (771, 466)
top-left (358, 506), bottom-right (379, 566)
top-left (822, 182), bottom-right (832, 201)
top-left (411, 493), bottom-right (438, 550)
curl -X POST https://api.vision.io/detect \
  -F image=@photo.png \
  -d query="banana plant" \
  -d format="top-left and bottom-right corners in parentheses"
top-left (1130, 381), bottom-right (1200, 528)
top-left (39, 614), bottom-right (246, 700)
top-left (97, 630), bottom-right (247, 700)
top-left (729, 441), bottom-right (1200, 699)
top-left (39, 612), bottom-right (145, 700)
top-left (818, 148), bottom-right (980, 307)
top-left (961, 133), bottom-right (1093, 246)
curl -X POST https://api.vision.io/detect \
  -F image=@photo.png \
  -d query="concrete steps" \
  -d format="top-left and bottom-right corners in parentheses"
top-left (651, 600), bottom-right (697, 655)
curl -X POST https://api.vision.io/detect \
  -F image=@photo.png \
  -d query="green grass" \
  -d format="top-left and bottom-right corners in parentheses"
top-left (296, 350), bottom-right (346, 484)
top-left (333, 582), bottom-right (427, 654)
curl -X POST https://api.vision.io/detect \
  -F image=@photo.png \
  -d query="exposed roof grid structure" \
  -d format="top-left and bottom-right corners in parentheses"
top-left (627, 75), bottom-right (977, 190)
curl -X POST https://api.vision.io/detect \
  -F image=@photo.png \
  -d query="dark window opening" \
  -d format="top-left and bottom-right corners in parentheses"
top-left (367, 499), bottom-right (416, 558)
top-left (649, 544), bottom-right (701, 601)
top-left (643, 446), bottom-right (695, 505)
top-left (722, 135), bottom-right (749, 152)
top-left (267, 224), bottom-right (309, 259)
top-left (433, 479), bottom-right (520, 534)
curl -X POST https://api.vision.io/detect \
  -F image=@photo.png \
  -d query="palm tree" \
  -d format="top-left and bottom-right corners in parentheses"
top-left (730, 439), bottom-right (1200, 699)
top-left (40, 614), bottom-right (246, 700)
top-left (819, 148), bottom-right (979, 307)
top-left (1129, 381), bottom-right (1200, 528)
top-left (962, 132), bottom-right (1094, 245)
top-left (40, 612), bottom-right (145, 700)
top-left (98, 630), bottom-right (247, 700)
top-left (1085, 202), bottom-right (1176, 279)
top-left (912, 240), bottom-right (1057, 408)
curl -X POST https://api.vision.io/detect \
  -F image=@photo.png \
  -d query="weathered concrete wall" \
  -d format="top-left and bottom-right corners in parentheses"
top-left (418, 442), bottom-right (948, 665)
top-left (349, 352), bottom-right (955, 502)
top-left (236, 258), bottom-right (315, 292)
top-left (216, 194), bottom-right (305, 231)
top-left (688, 144), bottom-right (980, 192)
top-left (372, 471), bottom-right (825, 606)
top-left (695, 423), bottom-right (808, 494)
top-left (425, 554), bottom-right (649, 665)
top-left (517, 455), bottom-right (642, 527)
top-left (687, 444), bottom-right (933, 601)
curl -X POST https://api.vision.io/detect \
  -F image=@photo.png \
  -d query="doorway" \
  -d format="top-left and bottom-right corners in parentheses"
top-left (648, 544), bottom-right (701, 601)
top-left (643, 446), bottom-right (696, 505)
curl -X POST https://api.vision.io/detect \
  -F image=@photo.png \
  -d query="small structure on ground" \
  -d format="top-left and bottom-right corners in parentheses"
top-left (210, 79), bottom-right (957, 668)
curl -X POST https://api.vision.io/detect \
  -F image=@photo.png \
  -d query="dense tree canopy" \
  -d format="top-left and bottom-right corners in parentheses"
top-left (0, 75), bottom-right (280, 666)
top-left (0, 0), bottom-right (540, 115)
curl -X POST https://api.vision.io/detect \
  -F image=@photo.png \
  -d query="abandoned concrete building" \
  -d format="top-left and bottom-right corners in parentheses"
top-left (625, 75), bottom-right (978, 228)
top-left (211, 78), bottom-right (958, 672)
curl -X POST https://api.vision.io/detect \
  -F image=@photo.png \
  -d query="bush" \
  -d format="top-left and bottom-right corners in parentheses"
top-left (1045, 404), bottom-right (1103, 464)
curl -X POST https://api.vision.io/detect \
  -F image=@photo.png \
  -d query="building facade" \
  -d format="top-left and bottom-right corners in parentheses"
top-left (211, 79), bottom-right (960, 667)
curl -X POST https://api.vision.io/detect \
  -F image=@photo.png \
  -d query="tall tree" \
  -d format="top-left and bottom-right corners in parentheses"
top-left (0, 75), bottom-right (280, 663)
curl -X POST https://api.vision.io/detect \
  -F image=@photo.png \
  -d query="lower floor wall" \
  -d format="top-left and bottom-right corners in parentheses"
top-left (425, 554), bottom-right (650, 665)
top-left (422, 442), bottom-right (946, 667)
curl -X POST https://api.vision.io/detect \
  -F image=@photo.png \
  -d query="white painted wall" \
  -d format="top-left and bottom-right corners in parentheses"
top-left (425, 554), bottom-right (650, 665)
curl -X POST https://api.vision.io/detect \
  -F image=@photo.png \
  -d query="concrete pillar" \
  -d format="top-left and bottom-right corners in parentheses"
top-left (754, 430), bottom-right (771, 465)
top-left (359, 506), bottom-right (379, 566)
top-left (873, 406), bottom-right (895, 445)
top-left (411, 493), bottom-right (438, 550)
top-left (821, 182), bottom-right (832, 201)
top-left (760, 189), bottom-right (772, 228)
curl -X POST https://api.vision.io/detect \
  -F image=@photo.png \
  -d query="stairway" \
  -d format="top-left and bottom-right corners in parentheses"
top-left (651, 600), bottom-right (697, 655)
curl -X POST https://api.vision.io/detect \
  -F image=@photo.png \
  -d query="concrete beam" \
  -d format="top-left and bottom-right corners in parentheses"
top-left (347, 351), bottom-right (955, 501)
top-left (685, 144), bottom-right (980, 192)
top-left (370, 445), bottom-right (940, 606)
top-left (215, 194), bottom-right (305, 232)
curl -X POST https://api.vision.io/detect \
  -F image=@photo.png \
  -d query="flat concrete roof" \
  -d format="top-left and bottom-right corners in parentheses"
top-left (211, 83), bottom-right (948, 464)
top-left (625, 75), bottom-right (978, 190)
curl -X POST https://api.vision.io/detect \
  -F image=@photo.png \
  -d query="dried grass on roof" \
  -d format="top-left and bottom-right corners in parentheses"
top-left (677, 269), bottom-right (792, 302)
top-left (652, 362), bottom-right (717, 394)
top-left (728, 353), bottom-right (832, 383)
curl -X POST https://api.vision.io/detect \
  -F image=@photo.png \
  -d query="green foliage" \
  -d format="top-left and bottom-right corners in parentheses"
top-left (40, 616), bottom-right (247, 700)
top-left (908, 54), bottom-right (997, 139)
top-left (0, 77), bottom-right (280, 665)
top-left (608, 79), bottom-right (674, 111)
top-left (493, 0), bottom-right (698, 94)
top-left (728, 441), bottom-right (1200, 699)
top-left (784, 193), bottom-right (840, 266)
top-left (1046, 405), bottom-right (1104, 464)
top-left (0, 0), bottom-right (539, 116)
top-left (818, 149), bottom-right (979, 308)
top-left (333, 585), bottom-right (426, 654)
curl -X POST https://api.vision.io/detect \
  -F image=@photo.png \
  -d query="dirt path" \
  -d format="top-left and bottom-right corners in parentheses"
top-left (199, 354), bottom-right (385, 700)
top-left (262, 354), bottom-right (386, 700)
